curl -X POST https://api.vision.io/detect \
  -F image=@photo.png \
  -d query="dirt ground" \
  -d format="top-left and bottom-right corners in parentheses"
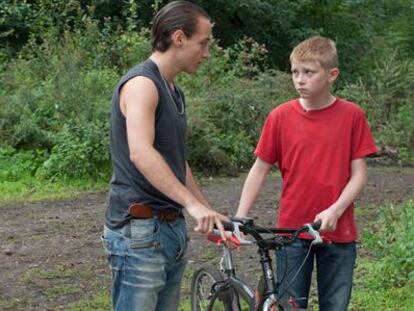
top-left (1, 164), bottom-right (413, 310)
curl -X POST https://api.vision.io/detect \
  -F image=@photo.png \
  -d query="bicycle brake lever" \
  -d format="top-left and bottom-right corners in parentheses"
top-left (305, 223), bottom-right (323, 246)
top-left (232, 221), bottom-right (253, 245)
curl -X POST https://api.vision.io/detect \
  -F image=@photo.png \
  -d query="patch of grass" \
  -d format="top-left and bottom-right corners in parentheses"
top-left (44, 285), bottom-right (82, 300)
top-left (352, 258), bottom-right (414, 310)
top-left (68, 289), bottom-right (111, 311)
top-left (351, 199), bottom-right (414, 310)
top-left (67, 289), bottom-right (191, 311)
top-left (0, 298), bottom-right (28, 310)
top-left (0, 177), bottom-right (107, 203)
top-left (179, 299), bottom-right (191, 311)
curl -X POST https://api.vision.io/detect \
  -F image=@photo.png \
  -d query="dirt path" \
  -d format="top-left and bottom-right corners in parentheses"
top-left (1, 165), bottom-right (413, 310)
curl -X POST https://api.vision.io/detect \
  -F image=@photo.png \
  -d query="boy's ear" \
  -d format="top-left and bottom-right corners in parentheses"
top-left (328, 67), bottom-right (340, 83)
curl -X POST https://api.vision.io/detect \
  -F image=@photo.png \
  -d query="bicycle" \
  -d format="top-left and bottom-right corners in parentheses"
top-left (190, 217), bottom-right (323, 311)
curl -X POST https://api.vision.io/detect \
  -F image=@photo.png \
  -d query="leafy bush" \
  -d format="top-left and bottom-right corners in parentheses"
top-left (38, 120), bottom-right (110, 180)
top-left (363, 200), bottom-right (414, 287)
top-left (337, 52), bottom-right (414, 162)
top-left (0, 146), bottom-right (46, 181)
top-left (1, 0), bottom-right (414, 185)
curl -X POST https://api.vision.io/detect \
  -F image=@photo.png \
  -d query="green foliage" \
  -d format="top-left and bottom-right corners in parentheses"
top-left (0, 146), bottom-right (46, 181)
top-left (337, 51), bottom-right (414, 161)
top-left (363, 200), bottom-right (414, 287)
top-left (182, 38), bottom-right (294, 175)
top-left (352, 200), bottom-right (414, 309)
top-left (0, 0), bottom-right (413, 191)
top-left (0, 0), bottom-right (34, 54)
top-left (38, 120), bottom-right (110, 180)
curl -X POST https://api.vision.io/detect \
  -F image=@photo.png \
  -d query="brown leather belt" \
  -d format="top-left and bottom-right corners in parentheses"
top-left (128, 203), bottom-right (180, 222)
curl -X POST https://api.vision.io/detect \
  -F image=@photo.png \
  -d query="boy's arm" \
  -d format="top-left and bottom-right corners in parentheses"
top-left (315, 158), bottom-right (368, 232)
top-left (235, 157), bottom-right (273, 218)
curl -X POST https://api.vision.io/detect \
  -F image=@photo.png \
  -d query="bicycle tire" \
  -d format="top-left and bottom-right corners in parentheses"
top-left (190, 263), bottom-right (232, 311)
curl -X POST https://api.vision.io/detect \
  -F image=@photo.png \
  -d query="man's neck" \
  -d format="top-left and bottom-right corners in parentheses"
top-left (150, 52), bottom-right (180, 83)
top-left (299, 93), bottom-right (336, 111)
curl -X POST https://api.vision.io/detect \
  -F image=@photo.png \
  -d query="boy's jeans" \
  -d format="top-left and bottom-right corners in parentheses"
top-left (102, 217), bottom-right (188, 311)
top-left (276, 239), bottom-right (356, 311)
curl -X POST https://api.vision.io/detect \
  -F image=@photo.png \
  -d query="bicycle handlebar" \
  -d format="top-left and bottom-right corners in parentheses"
top-left (211, 218), bottom-right (323, 247)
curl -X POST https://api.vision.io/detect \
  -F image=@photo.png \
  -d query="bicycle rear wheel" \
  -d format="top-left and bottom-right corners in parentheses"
top-left (191, 263), bottom-right (232, 311)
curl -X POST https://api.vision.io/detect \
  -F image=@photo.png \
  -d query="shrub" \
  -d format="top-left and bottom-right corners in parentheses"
top-left (186, 70), bottom-right (295, 175)
top-left (336, 53), bottom-right (414, 162)
top-left (363, 200), bottom-right (414, 287)
top-left (38, 120), bottom-right (110, 180)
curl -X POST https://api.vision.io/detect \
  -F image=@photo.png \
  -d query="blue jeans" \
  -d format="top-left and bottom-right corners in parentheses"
top-left (276, 239), bottom-right (356, 311)
top-left (102, 217), bottom-right (188, 311)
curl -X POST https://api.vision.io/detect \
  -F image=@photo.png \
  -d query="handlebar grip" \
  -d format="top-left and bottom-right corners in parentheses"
top-left (306, 220), bottom-right (323, 246)
top-left (214, 221), bottom-right (234, 232)
top-left (311, 219), bottom-right (322, 231)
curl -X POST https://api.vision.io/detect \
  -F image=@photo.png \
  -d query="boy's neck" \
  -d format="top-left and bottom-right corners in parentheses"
top-left (299, 93), bottom-right (336, 111)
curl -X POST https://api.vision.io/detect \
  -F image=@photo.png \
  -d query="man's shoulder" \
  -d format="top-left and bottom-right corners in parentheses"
top-left (123, 60), bottom-right (156, 80)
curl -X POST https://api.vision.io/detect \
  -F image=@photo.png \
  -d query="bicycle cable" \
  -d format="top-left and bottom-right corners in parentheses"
top-left (276, 241), bottom-right (314, 301)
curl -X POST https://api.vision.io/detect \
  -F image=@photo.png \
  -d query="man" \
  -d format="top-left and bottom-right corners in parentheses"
top-left (102, 2), bottom-right (227, 310)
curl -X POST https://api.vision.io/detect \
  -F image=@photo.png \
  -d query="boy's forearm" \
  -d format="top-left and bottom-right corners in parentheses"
top-left (236, 158), bottom-right (272, 217)
top-left (330, 158), bottom-right (368, 217)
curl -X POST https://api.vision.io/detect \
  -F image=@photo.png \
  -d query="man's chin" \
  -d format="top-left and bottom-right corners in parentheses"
top-left (184, 67), bottom-right (199, 75)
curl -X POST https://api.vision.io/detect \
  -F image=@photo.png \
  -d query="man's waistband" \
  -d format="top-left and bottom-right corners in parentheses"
top-left (128, 203), bottom-right (181, 222)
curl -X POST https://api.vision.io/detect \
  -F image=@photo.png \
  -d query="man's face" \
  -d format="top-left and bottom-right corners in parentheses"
top-left (178, 16), bottom-right (212, 74)
top-left (291, 60), bottom-right (336, 100)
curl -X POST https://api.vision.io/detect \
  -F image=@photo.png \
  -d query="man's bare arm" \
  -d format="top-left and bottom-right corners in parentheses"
top-left (121, 77), bottom-right (227, 236)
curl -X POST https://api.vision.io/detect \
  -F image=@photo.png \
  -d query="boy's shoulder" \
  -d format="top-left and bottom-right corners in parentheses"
top-left (270, 99), bottom-right (297, 115)
top-left (335, 97), bottom-right (366, 115)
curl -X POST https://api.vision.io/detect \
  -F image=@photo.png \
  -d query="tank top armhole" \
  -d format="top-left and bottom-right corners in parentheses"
top-left (117, 73), bottom-right (162, 121)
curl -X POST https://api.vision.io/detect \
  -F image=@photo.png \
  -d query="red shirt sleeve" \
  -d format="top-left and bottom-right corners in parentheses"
top-left (351, 109), bottom-right (378, 160)
top-left (255, 110), bottom-right (279, 164)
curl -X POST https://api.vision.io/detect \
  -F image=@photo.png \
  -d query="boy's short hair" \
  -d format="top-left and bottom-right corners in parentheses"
top-left (290, 36), bottom-right (338, 69)
top-left (151, 1), bottom-right (210, 52)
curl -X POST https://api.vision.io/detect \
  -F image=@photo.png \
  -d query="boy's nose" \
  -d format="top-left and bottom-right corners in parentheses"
top-left (296, 75), bottom-right (305, 84)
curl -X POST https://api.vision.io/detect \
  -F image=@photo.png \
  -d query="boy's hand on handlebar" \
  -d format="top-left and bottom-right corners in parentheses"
top-left (314, 207), bottom-right (341, 232)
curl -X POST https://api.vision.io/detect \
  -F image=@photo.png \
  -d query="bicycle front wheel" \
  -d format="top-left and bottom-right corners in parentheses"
top-left (190, 263), bottom-right (232, 311)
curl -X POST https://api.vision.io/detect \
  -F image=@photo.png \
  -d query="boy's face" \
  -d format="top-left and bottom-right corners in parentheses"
top-left (173, 16), bottom-right (212, 74)
top-left (291, 60), bottom-right (338, 100)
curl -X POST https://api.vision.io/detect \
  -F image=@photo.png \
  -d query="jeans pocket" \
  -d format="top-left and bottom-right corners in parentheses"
top-left (101, 235), bottom-right (113, 254)
top-left (128, 218), bottom-right (160, 249)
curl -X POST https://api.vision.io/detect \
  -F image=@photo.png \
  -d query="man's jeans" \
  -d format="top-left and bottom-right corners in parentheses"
top-left (102, 217), bottom-right (188, 311)
top-left (276, 239), bottom-right (356, 311)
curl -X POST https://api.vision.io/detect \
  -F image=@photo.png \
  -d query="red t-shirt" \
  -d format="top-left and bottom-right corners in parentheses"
top-left (255, 98), bottom-right (378, 242)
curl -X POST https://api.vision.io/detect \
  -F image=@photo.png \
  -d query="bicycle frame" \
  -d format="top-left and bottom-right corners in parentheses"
top-left (220, 247), bottom-right (256, 309)
top-left (218, 243), bottom-right (281, 310)
top-left (194, 218), bottom-right (322, 311)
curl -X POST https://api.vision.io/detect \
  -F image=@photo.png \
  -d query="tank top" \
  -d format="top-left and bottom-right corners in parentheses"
top-left (105, 58), bottom-right (186, 229)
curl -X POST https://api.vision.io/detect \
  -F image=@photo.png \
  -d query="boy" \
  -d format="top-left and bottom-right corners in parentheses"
top-left (103, 2), bottom-right (227, 310)
top-left (235, 36), bottom-right (377, 310)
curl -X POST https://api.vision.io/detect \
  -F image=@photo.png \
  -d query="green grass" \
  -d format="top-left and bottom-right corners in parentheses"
top-left (0, 176), bottom-right (107, 203)
top-left (350, 199), bottom-right (414, 310)
top-left (68, 289), bottom-right (111, 311)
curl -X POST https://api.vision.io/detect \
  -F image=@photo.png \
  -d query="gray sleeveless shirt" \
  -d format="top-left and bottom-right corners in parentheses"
top-left (105, 59), bottom-right (186, 229)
